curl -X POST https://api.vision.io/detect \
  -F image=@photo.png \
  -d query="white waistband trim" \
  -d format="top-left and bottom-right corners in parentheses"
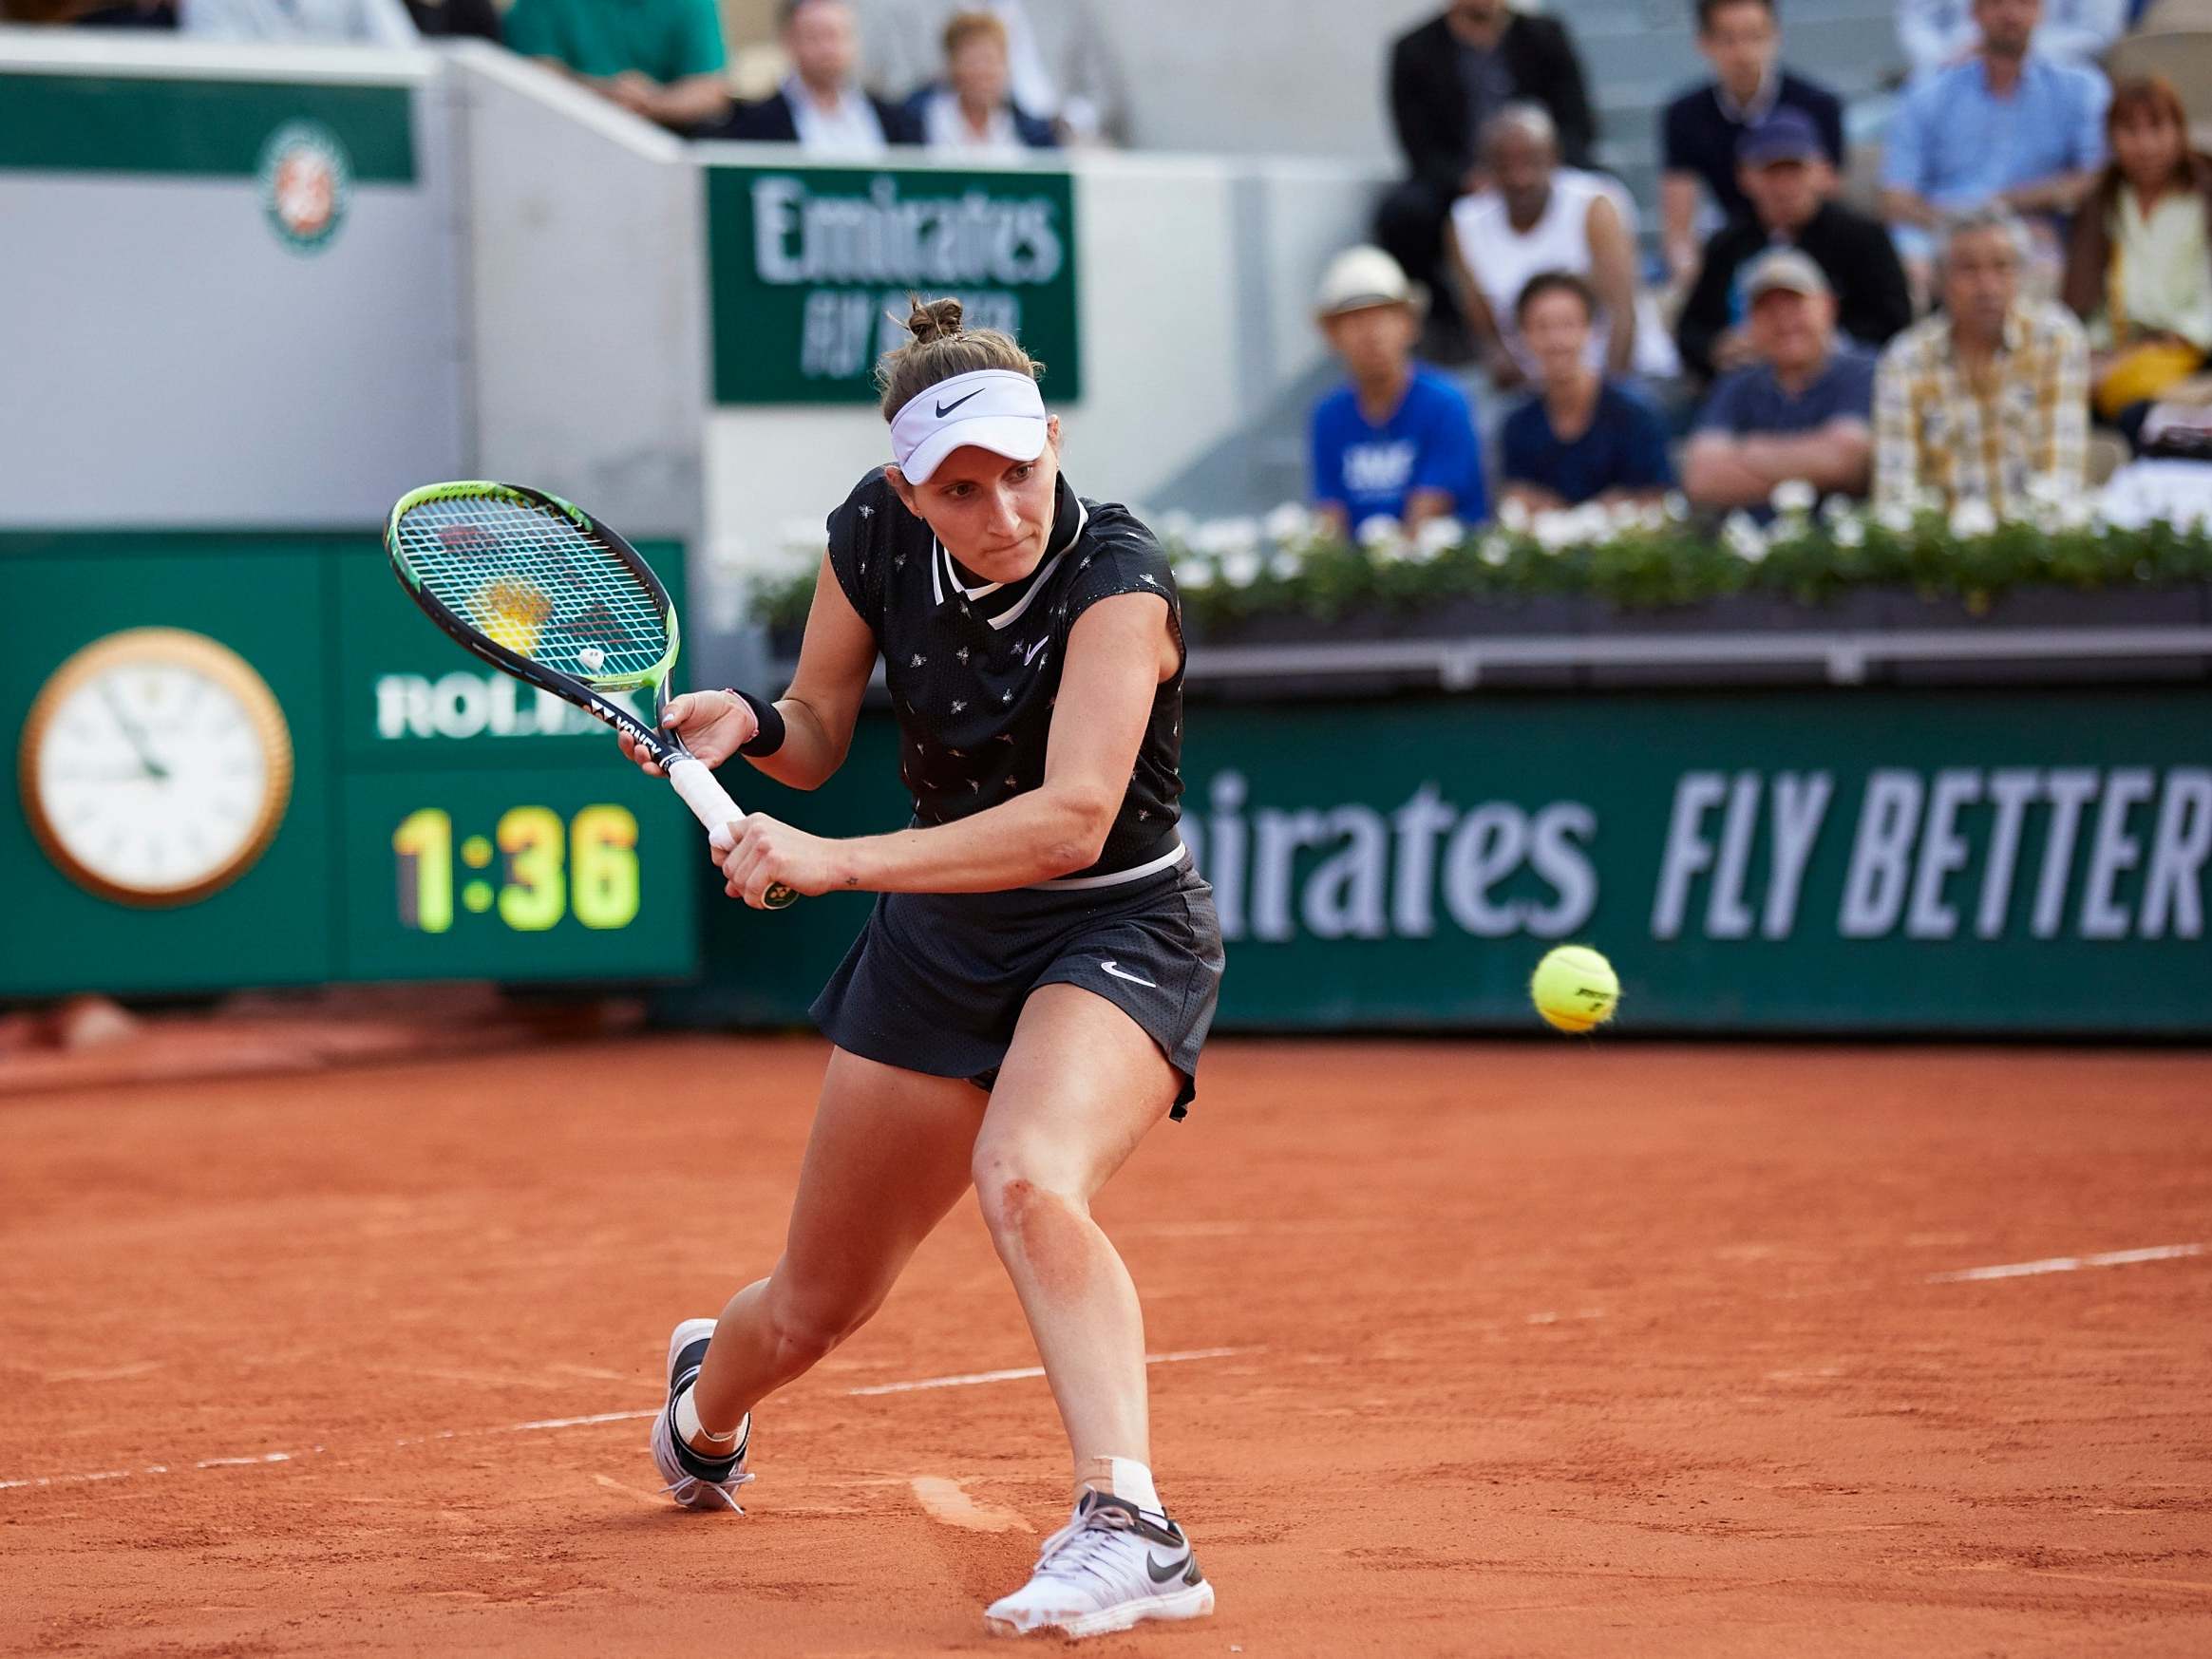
top-left (1030, 839), bottom-right (1189, 891)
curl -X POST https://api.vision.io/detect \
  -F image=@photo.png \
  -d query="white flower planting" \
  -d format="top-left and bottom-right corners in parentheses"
top-left (1477, 530), bottom-right (1513, 567)
top-left (1219, 548), bottom-right (1263, 589)
top-left (1263, 501), bottom-right (1314, 545)
top-left (1948, 498), bottom-right (1998, 539)
top-left (1531, 510), bottom-right (1579, 553)
top-left (1875, 501), bottom-right (1918, 535)
top-left (1193, 515), bottom-right (1260, 557)
top-left (1769, 479), bottom-right (1817, 517)
top-left (1832, 515), bottom-right (1866, 548)
top-left (1414, 516), bottom-right (1464, 560)
top-left (1173, 558), bottom-right (1215, 591)
top-left (1499, 497), bottom-right (1532, 533)
top-left (1722, 511), bottom-right (1769, 563)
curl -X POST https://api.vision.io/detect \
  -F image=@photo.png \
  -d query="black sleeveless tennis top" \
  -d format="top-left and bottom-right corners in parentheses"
top-left (823, 469), bottom-right (1186, 880)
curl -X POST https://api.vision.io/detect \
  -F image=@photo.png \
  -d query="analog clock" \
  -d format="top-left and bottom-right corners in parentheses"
top-left (19, 628), bottom-right (293, 907)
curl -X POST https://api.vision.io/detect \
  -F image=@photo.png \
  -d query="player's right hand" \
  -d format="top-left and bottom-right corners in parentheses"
top-left (617, 690), bottom-right (756, 777)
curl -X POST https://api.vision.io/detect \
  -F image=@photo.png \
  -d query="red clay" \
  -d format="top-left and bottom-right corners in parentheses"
top-left (3, 1036), bottom-right (2209, 1656)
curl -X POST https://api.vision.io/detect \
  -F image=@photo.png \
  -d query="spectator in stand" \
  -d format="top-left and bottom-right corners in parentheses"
top-left (1875, 209), bottom-right (2090, 515)
top-left (719, 0), bottom-right (919, 150)
top-left (1881, 0), bottom-right (2109, 278)
top-left (504, 0), bottom-right (728, 131)
top-left (906, 11), bottom-right (1057, 156)
top-left (1499, 273), bottom-right (1676, 511)
top-left (1898, 0), bottom-right (2125, 80)
top-left (1447, 104), bottom-right (1678, 389)
top-left (180, 0), bottom-right (413, 44)
top-left (1685, 250), bottom-right (1878, 510)
top-left (1373, 0), bottom-right (1597, 351)
top-left (2063, 76), bottom-right (2212, 426)
top-left (1659, 0), bottom-right (1844, 285)
top-left (1677, 109), bottom-right (1913, 383)
top-left (856, 0), bottom-right (1124, 143)
top-left (1308, 246), bottom-right (1487, 535)
top-left (400, 0), bottom-right (499, 42)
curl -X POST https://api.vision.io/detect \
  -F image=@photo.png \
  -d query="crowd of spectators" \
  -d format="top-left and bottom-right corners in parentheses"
top-left (28, 0), bottom-right (1107, 155)
top-left (22, 0), bottom-right (2212, 531)
top-left (1316, 0), bottom-right (2212, 536)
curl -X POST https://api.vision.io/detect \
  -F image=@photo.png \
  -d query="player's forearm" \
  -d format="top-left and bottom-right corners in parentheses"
top-left (745, 695), bottom-right (848, 792)
top-left (835, 785), bottom-right (1116, 894)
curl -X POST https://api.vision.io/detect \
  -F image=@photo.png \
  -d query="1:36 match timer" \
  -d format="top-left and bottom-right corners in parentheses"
top-left (392, 803), bottom-right (641, 933)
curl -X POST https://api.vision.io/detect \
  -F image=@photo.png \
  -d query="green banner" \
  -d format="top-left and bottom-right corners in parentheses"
top-left (0, 532), bottom-right (696, 997)
top-left (704, 163), bottom-right (1081, 405)
top-left (678, 688), bottom-right (2212, 1035)
top-left (0, 75), bottom-right (416, 183)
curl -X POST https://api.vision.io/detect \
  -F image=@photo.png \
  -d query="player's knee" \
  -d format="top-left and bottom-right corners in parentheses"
top-left (971, 1154), bottom-right (1083, 1253)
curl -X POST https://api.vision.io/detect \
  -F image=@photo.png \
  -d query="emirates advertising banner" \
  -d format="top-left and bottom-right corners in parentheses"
top-left (704, 162), bottom-right (1081, 405)
top-left (696, 688), bottom-right (2212, 1034)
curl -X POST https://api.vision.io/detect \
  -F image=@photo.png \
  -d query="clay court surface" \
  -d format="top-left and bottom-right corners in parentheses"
top-left (5, 1037), bottom-right (2210, 1657)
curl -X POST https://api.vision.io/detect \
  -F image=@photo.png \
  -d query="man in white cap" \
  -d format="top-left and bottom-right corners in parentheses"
top-left (1684, 247), bottom-right (1877, 513)
top-left (1308, 245), bottom-right (1486, 536)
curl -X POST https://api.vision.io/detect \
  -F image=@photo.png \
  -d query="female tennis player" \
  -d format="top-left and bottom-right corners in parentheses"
top-left (617, 297), bottom-right (1222, 1640)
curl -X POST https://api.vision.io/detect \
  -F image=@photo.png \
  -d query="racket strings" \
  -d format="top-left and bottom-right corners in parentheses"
top-left (393, 495), bottom-right (670, 681)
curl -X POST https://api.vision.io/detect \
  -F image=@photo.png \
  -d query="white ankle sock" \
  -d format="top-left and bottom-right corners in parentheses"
top-left (1080, 1456), bottom-right (1161, 1515)
top-left (674, 1386), bottom-right (738, 1452)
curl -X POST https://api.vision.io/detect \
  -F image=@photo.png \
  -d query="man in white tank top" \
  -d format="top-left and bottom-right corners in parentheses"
top-left (1446, 104), bottom-right (1680, 388)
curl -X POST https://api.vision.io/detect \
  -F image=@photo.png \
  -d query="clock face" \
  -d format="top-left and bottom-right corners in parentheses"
top-left (20, 630), bottom-right (293, 906)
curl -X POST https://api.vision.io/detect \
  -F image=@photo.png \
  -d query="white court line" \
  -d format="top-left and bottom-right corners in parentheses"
top-left (847, 1347), bottom-right (1248, 1398)
top-left (0, 1348), bottom-right (1254, 1494)
top-left (0, 1448), bottom-right (313, 1492)
top-left (11, 1241), bottom-right (2203, 1495)
top-left (1925, 1243), bottom-right (2204, 1284)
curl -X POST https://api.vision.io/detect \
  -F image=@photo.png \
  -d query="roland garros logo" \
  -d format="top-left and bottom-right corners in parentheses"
top-left (256, 121), bottom-right (352, 255)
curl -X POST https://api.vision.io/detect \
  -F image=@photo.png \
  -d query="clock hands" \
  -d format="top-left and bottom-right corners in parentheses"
top-left (100, 681), bottom-right (170, 782)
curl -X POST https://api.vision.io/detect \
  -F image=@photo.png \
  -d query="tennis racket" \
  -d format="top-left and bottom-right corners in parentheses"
top-left (384, 481), bottom-right (797, 909)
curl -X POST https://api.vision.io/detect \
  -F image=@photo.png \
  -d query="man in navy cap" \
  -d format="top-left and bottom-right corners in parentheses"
top-left (1659, 0), bottom-right (1843, 284)
top-left (1675, 107), bottom-right (1913, 384)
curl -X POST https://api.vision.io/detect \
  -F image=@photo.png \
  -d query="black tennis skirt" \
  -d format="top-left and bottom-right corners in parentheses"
top-left (811, 855), bottom-right (1223, 1117)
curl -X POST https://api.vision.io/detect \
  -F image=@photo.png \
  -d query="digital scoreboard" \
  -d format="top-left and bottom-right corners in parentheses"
top-left (0, 532), bottom-right (700, 997)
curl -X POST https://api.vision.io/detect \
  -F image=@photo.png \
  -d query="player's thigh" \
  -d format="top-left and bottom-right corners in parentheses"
top-left (779, 1047), bottom-right (987, 1314)
top-left (973, 983), bottom-right (1179, 1206)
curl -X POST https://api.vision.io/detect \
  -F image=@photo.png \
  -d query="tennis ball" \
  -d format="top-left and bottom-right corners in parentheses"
top-left (1530, 944), bottom-right (1619, 1034)
top-left (479, 576), bottom-right (551, 657)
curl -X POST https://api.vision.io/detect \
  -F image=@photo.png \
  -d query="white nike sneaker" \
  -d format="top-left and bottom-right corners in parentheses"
top-left (646, 1317), bottom-right (755, 1512)
top-left (984, 1490), bottom-right (1214, 1639)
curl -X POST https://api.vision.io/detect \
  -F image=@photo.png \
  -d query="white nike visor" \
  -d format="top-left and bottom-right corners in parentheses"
top-left (890, 368), bottom-right (1049, 485)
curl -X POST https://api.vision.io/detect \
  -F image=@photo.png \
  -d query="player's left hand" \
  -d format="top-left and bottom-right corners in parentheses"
top-left (715, 813), bottom-right (842, 908)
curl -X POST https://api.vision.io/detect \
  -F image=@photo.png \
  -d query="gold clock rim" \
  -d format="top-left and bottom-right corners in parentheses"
top-left (17, 627), bottom-right (294, 910)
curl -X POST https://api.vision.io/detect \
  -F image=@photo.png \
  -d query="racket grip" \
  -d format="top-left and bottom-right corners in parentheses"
top-left (667, 756), bottom-right (743, 851)
top-left (666, 756), bottom-right (799, 910)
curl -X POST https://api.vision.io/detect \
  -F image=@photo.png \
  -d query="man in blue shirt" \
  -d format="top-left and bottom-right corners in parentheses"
top-left (1309, 246), bottom-right (1487, 533)
top-left (1881, 0), bottom-right (2108, 274)
top-left (1684, 249), bottom-right (1877, 513)
top-left (1499, 272), bottom-right (1675, 511)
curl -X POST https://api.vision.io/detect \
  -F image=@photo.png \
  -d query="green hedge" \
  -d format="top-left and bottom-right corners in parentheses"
top-left (749, 498), bottom-right (2212, 634)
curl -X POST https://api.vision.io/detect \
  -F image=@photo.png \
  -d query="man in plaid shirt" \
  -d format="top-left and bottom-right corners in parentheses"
top-left (1873, 207), bottom-right (2089, 517)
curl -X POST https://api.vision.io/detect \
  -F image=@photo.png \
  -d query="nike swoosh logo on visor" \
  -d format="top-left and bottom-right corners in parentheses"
top-left (935, 387), bottom-right (986, 418)
top-left (1146, 1552), bottom-right (1193, 1583)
